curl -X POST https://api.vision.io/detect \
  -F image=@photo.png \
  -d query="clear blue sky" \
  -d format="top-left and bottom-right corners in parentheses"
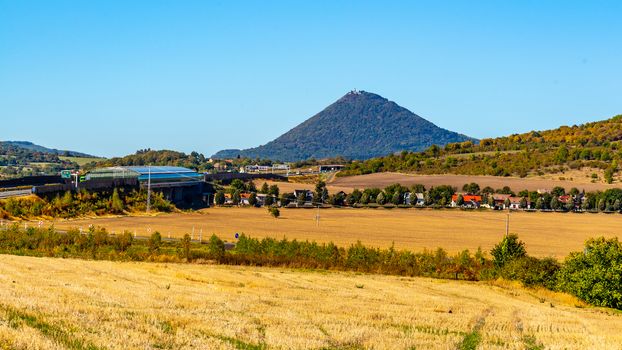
top-left (1, 1), bottom-right (621, 158)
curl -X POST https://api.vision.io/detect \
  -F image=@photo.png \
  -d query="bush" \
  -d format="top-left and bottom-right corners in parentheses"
top-left (499, 256), bottom-right (560, 289)
top-left (268, 207), bottom-right (280, 218)
top-left (208, 234), bottom-right (225, 261)
top-left (148, 231), bottom-right (162, 254)
top-left (179, 233), bottom-right (192, 260)
top-left (491, 234), bottom-right (527, 267)
top-left (557, 237), bottom-right (622, 309)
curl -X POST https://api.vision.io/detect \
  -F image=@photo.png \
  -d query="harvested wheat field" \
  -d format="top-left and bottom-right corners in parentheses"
top-left (253, 179), bottom-right (353, 196)
top-left (0, 255), bottom-right (621, 349)
top-left (46, 208), bottom-right (620, 258)
top-left (329, 173), bottom-right (620, 193)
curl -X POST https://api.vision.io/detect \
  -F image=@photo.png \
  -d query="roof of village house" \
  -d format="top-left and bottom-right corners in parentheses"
top-left (452, 194), bottom-right (482, 202)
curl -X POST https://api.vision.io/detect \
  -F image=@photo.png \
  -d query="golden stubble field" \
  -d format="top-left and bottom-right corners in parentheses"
top-left (329, 172), bottom-right (620, 193)
top-left (0, 254), bottom-right (621, 349)
top-left (45, 208), bottom-right (621, 258)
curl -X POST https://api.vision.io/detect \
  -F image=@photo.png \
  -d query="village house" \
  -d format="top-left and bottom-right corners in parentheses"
top-left (492, 194), bottom-right (512, 209)
top-left (224, 193), bottom-right (252, 205)
top-left (404, 192), bottom-right (426, 206)
top-left (293, 189), bottom-right (314, 205)
top-left (451, 194), bottom-right (482, 208)
top-left (508, 196), bottom-right (531, 210)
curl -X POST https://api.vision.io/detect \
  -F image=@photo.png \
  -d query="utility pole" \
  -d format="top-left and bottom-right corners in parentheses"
top-left (505, 211), bottom-right (510, 237)
top-left (316, 205), bottom-right (320, 227)
top-left (146, 165), bottom-right (151, 213)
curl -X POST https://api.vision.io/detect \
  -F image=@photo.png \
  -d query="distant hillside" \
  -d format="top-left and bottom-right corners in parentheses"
top-left (339, 115), bottom-right (622, 183)
top-left (1, 141), bottom-right (97, 158)
top-left (0, 142), bottom-right (79, 178)
top-left (88, 149), bottom-right (210, 171)
top-left (213, 91), bottom-right (476, 161)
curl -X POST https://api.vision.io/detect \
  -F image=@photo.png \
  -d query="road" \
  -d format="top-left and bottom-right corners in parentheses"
top-left (0, 189), bottom-right (32, 199)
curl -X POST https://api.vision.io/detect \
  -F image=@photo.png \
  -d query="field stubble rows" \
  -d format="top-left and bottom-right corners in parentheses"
top-left (0, 255), bottom-right (621, 349)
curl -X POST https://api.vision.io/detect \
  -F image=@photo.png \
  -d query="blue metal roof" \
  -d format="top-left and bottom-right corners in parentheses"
top-left (122, 166), bottom-right (197, 175)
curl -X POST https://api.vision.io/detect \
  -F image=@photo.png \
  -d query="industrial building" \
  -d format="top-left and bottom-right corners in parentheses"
top-left (85, 166), bottom-right (209, 206)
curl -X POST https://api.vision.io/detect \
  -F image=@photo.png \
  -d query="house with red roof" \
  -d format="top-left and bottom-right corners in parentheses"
top-left (451, 194), bottom-right (483, 208)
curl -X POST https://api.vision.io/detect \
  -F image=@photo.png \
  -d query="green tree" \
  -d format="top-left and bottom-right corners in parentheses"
top-left (279, 193), bottom-right (293, 206)
top-left (598, 198), bottom-right (606, 212)
top-left (391, 191), bottom-right (401, 205)
top-left (230, 179), bottom-right (246, 192)
top-left (260, 182), bottom-right (269, 194)
top-left (550, 197), bottom-right (560, 211)
top-left (551, 186), bottom-right (566, 197)
top-left (232, 190), bottom-right (241, 205)
top-left (314, 181), bottom-right (327, 203)
top-left (148, 231), bottom-right (162, 254)
top-left (248, 192), bottom-right (257, 206)
top-left (456, 194), bottom-right (464, 206)
top-left (565, 198), bottom-right (575, 211)
top-left (604, 167), bottom-right (614, 184)
top-left (268, 207), bottom-right (280, 218)
top-left (208, 234), bottom-right (225, 261)
top-left (214, 191), bottom-right (225, 205)
top-left (297, 192), bottom-right (306, 206)
top-left (61, 191), bottom-right (73, 207)
top-left (116, 231), bottom-right (133, 252)
top-left (490, 234), bottom-right (527, 268)
top-left (180, 233), bottom-right (192, 260)
top-left (376, 192), bottom-right (386, 205)
top-left (111, 188), bottom-right (124, 213)
top-left (268, 185), bottom-right (280, 198)
top-left (360, 192), bottom-right (370, 205)
top-left (558, 237), bottom-right (622, 309)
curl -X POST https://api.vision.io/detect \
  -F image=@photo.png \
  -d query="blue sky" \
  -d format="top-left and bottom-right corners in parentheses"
top-left (1, 1), bottom-right (621, 158)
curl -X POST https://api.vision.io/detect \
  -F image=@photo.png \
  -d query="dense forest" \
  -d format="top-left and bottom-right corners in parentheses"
top-left (213, 91), bottom-right (475, 161)
top-left (339, 115), bottom-right (622, 181)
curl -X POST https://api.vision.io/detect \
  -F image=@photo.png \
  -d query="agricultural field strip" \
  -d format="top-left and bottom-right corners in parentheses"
top-left (0, 255), bottom-right (621, 349)
top-left (329, 172), bottom-right (621, 192)
top-left (44, 208), bottom-right (621, 259)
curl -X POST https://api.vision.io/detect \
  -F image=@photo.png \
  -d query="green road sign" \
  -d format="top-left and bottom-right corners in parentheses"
top-left (61, 170), bottom-right (71, 179)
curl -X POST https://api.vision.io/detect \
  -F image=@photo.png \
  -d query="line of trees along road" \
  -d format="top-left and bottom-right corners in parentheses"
top-left (212, 179), bottom-right (622, 214)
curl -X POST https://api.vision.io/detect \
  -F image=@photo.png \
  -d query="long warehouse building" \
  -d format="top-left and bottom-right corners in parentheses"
top-left (86, 166), bottom-right (211, 206)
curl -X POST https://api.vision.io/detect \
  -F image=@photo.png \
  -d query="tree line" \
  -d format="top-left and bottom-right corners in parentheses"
top-left (210, 179), bottom-right (622, 213)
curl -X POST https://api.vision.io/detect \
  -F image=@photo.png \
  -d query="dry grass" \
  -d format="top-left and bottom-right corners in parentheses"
top-left (44, 208), bottom-right (621, 258)
top-left (253, 179), bottom-right (352, 195)
top-left (0, 254), bottom-right (620, 349)
top-left (330, 172), bottom-right (621, 192)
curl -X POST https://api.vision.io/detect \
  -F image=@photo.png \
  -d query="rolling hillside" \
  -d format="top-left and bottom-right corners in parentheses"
top-left (1, 141), bottom-right (96, 158)
top-left (213, 90), bottom-right (476, 161)
top-left (339, 115), bottom-right (622, 182)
